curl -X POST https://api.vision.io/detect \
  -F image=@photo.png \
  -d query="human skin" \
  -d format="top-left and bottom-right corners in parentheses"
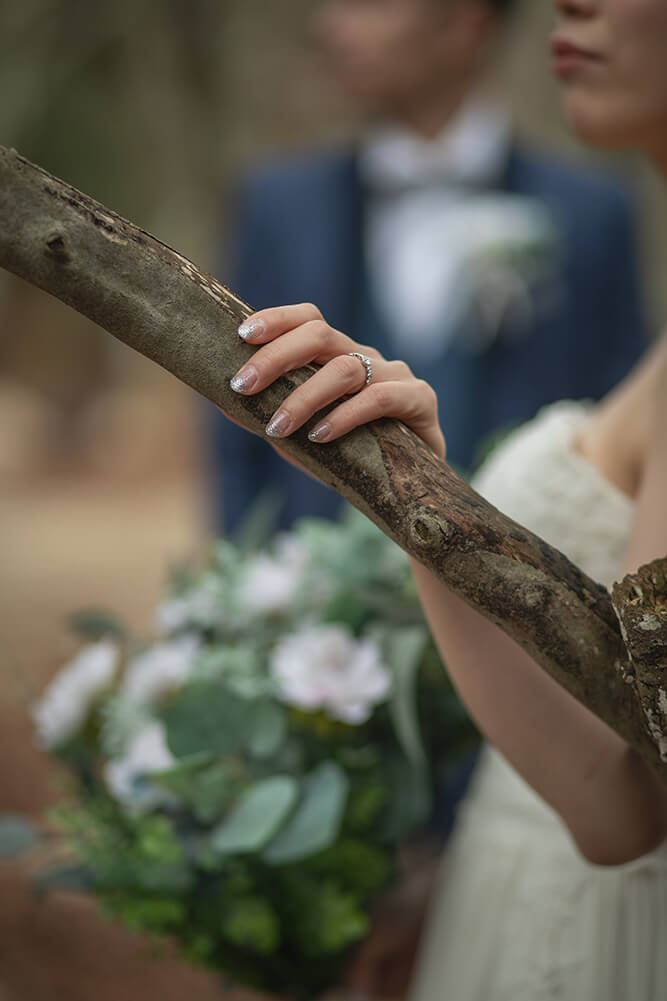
top-left (310, 0), bottom-right (499, 138)
top-left (228, 0), bottom-right (667, 865)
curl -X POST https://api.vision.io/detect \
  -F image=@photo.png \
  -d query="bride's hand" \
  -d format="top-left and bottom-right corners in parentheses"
top-left (229, 303), bottom-right (446, 460)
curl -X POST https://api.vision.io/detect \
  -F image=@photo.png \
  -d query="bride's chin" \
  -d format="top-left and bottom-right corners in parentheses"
top-left (562, 96), bottom-right (637, 151)
top-left (562, 90), bottom-right (667, 160)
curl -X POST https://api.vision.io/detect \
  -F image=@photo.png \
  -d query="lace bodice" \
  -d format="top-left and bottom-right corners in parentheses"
top-left (472, 401), bottom-right (634, 589)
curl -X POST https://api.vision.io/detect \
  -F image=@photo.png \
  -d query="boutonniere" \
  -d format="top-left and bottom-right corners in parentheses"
top-left (450, 194), bottom-right (563, 353)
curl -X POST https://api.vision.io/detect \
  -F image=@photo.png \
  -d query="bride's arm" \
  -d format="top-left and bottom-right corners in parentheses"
top-left (412, 341), bottom-right (667, 866)
top-left (413, 341), bottom-right (667, 864)
top-left (230, 305), bottom-right (667, 865)
top-left (409, 567), bottom-right (667, 865)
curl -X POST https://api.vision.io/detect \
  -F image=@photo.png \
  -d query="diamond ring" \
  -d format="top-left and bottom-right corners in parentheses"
top-left (347, 352), bottom-right (373, 389)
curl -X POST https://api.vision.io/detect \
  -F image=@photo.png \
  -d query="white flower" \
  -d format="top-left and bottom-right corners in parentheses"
top-left (122, 634), bottom-right (201, 703)
top-left (155, 587), bottom-right (223, 634)
top-left (239, 536), bottom-right (310, 616)
top-left (32, 639), bottom-right (119, 749)
top-left (105, 721), bottom-right (177, 809)
top-left (270, 625), bottom-right (391, 724)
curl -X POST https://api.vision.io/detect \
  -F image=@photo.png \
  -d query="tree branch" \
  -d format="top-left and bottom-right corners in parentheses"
top-left (1, 145), bottom-right (665, 777)
top-left (612, 560), bottom-right (667, 762)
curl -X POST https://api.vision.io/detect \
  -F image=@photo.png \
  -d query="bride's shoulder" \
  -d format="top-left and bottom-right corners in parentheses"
top-left (470, 401), bottom-right (635, 582)
top-left (472, 400), bottom-right (593, 495)
top-left (470, 399), bottom-right (636, 548)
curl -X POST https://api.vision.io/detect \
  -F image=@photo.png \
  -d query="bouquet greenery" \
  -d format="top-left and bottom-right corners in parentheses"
top-left (18, 507), bottom-right (477, 999)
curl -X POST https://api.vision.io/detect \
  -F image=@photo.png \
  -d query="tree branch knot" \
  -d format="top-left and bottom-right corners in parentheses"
top-left (44, 230), bottom-right (70, 263)
top-left (409, 511), bottom-right (454, 550)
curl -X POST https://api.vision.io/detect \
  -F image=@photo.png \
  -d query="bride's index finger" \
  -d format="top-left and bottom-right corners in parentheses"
top-left (237, 303), bottom-right (323, 344)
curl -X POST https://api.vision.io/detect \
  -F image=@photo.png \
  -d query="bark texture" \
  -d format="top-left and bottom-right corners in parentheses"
top-left (1, 145), bottom-right (666, 776)
top-left (612, 560), bottom-right (667, 763)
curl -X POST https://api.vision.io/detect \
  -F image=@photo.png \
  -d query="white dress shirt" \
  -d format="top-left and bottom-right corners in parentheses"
top-left (359, 98), bottom-right (513, 361)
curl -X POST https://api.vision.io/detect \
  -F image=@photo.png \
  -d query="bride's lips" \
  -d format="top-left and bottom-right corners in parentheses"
top-left (551, 36), bottom-right (603, 77)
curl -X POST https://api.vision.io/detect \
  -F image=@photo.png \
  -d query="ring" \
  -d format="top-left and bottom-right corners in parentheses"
top-left (348, 352), bottom-right (373, 389)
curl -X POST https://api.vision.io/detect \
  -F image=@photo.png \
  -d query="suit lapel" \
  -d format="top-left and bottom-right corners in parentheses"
top-left (285, 151), bottom-right (364, 338)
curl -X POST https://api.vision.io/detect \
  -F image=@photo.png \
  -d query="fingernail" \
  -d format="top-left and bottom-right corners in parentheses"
top-left (308, 421), bottom-right (331, 443)
top-left (230, 365), bottom-right (258, 393)
top-left (238, 318), bottom-right (265, 341)
top-left (266, 410), bottom-right (292, 438)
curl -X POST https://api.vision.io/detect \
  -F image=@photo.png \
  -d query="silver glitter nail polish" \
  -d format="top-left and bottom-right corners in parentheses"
top-left (266, 411), bottom-right (292, 438)
top-left (238, 319), bottom-right (265, 341)
top-left (230, 366), bottom-right (258, 393)
top-left (308, 422), bottom-right (331, 443)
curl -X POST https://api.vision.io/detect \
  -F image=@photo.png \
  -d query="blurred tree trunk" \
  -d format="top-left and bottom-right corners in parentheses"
top-left (0, 0), bottom-right (232, 456)
top-left (1, 145), bottom-right (666, 780)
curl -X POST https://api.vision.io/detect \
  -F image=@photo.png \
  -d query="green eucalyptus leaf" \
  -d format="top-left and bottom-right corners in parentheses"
top-left (383, 626), bottom-right (428, 766)
top-left (0, 815), bottom-right (39, 858)
top-left (210, 776), bottom-right (298, 856)
top-left (263, 762), bottom-right (348, 864)
top-left (153, 759), bottom-right (233, 825)
top-left (247, 701), bottom-right (287, 759)
top-left (164, 681), bottom-right (251, 758)
top-left (190, 765), bottom-right (236, 825)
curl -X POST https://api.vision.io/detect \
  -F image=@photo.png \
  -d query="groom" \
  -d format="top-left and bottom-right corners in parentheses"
top-left (209, 0), bottom-right (647, 536)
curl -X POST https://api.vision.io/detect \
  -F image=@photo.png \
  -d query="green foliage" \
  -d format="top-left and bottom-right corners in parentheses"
top-left (308, 839), bottom-right (392, 898)
top-left (343, 779), bottom-right (387, 833)
top-left (383, 625), bottom-right (429, 766)
top-left (101, 891), bottom-right (187, 936)
top-left (164, 682), bottom-right (252, 758)
top-left (221, 896), bottom-right (280, 954)
top-left (68, 608), bottom-right (126, 641)
top-left (211, 777), bottom-right (298, 856)
top-left (263, 762), bottom-right (348, 864)
top-left (30, 504), bottom-right (479, 997)
top-left (59, 803), bottom-right (192, 895)
top-left (281, 875), bottom-right (369, 957)
top-left (379, 757), bottom-right (432, 841)
top-left (153, 760), bottom-right (233, 825)
top-left (247, 700), bottom-right (287, 759)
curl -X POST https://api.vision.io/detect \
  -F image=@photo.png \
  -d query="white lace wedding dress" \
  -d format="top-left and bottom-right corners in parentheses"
top-left (409, 402), bottom-right (667, 1001)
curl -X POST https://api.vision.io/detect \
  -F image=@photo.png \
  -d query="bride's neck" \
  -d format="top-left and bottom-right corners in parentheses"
top-left (576, 344), bottom-right (661, 499)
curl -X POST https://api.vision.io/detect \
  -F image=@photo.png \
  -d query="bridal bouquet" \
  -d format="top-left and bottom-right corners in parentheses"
top-left (21, 507), bottom-right (476, 998)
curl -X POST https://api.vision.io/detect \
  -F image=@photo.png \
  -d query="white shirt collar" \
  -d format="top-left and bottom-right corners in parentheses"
top-left (359, 97), bottom-right (511, 192)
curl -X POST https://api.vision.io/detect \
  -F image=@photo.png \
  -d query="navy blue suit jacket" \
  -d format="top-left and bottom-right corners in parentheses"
top-left (210, 144), bottom-right (647, 535)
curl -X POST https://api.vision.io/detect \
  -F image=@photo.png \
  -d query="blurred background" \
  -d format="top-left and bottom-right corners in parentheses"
top-left (1, 1), bottom-right (666, 998)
